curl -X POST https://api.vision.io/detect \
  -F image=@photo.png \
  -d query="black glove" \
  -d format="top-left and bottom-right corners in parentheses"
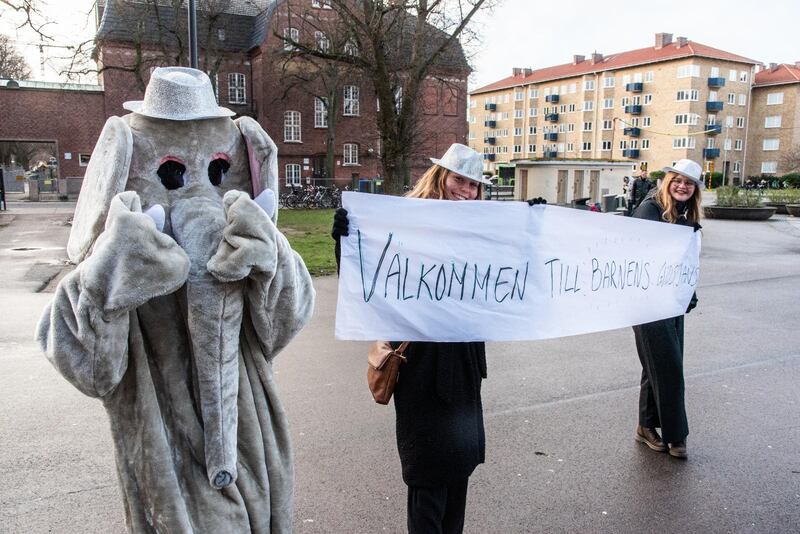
top-left (686, 292), bottom-right (698, 314)
top-left (693, 222), bottom-right (702, 232)
top-left (331, 208), bottom-right (349, 240)
top-left (527, 197), bottom-right (547, 206)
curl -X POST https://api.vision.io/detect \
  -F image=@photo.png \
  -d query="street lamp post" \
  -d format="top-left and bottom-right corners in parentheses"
top-left (188, 0), bottom-right (199, 69)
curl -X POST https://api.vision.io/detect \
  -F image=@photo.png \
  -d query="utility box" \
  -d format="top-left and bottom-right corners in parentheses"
top-left (358, 179), bottom-right (373, 193)
top-left (601, 194), bottom-right (617, 213)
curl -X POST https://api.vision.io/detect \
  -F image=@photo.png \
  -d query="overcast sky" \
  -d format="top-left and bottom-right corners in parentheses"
top-left (2, 0), bottom-right (798, 87)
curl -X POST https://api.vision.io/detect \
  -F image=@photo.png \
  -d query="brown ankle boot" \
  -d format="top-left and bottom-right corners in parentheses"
top-left (668, 440), bottom-right (688, 459)
top-left (635, 425), bottom-right (667, 452)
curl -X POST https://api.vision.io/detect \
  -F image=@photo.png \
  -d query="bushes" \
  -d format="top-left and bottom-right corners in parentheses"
top-left (715, 186), bottom-right (764, 208)
top-left (782, 173), bottom-right (800, 188)
top-left (765, 188), bottom-right (800, 203)
top-left (648, 170), bottom-right (665, 181)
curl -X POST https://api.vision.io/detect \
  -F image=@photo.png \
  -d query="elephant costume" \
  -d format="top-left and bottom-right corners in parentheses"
top-left (36, 68), bottom-right (315, 533)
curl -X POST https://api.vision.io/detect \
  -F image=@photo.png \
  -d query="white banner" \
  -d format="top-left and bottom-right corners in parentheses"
top-left (335, 192), bottom-right (701, 342)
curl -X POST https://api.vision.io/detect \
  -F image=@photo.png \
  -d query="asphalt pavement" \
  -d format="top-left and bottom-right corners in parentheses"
top-left (0, 198), bottom-right (798, 533)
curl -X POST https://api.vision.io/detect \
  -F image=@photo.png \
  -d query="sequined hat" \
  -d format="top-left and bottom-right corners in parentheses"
top-left (430, 143), bottom-right (492, 185)
top-left (123, 67), bottom-right (235, 121)
top-left (663, 159), bottom-right (704, 189)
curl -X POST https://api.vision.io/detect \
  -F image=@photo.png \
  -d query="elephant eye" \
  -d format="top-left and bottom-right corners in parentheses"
top-left (208, 158), bottom-right (231, 187)
top-left (157, 160), bottom-right (186, 190)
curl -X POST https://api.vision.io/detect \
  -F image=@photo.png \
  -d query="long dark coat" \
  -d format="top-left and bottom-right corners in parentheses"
top-left (631, 196), bottom-right (696, 443)
top-left (393, 342), bottom-right (487, 487)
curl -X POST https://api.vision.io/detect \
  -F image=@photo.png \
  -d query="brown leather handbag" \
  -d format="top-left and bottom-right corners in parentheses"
top-left (367, 341), bottom-right (410, 404)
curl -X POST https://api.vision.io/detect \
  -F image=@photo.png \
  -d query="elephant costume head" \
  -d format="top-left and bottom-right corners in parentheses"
top-left (68, 67), bottom-right (280, 489)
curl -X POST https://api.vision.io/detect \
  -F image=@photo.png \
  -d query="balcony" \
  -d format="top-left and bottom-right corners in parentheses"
top-left (707, 77), bottom-right (726, 88)
top-left (545, 94), bottom-right (560, 103)
top-left (706, 101), bottom-right (724, 112)
top-left (545, 113), bottom-right (559, 122)
top-left (703, 148), bottom-right (720, 159)
top-left (623, 127), bottom-right (641, 137)
top-left (704, 124), bottom-right (722, 135)
top-left (484, 120), bottom-right (496, 128)
top-left (543, 132), bottom-right (558, 141)
top-left (622, 149), bottom-right (640, 159)
top-left (624, 105), bottom-right (642, 115)
top-left (544, 151), bottom-right (559, 158)
top-left (484, 136), bottom-right (496, 145)
top-left (483, 153), bottom-right (496, 161)
top-left (484, 103), bottom-right (496, 111)
top-left (625, 82), bottom-right (643, 93)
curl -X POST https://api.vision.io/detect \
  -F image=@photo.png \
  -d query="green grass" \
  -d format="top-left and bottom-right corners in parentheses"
top-left (277, 209), bottom-right (337, 276)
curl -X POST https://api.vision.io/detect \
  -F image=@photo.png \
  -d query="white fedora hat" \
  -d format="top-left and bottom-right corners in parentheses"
top-left (123, 67), bottom-right (235, 121)
top-left (430, 143), bottom-right (492, 185)
top-left (663, 159), bottom-right (704, 189)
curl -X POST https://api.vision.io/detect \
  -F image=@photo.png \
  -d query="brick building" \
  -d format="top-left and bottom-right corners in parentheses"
top-left (1, 0), bottom-right (469, 193)
top-left (745, 63), bottom-right (800, 178)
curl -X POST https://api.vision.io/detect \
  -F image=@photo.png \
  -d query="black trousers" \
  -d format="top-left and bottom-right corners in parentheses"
top-left (633, 315), bottom-right (689, 443)
top-left (407, 478), bottom-right (469, 534)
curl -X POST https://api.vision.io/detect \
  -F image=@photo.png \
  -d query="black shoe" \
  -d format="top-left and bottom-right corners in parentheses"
top-left (635, 425), bottom-right (667, 452)
top-left (668, 440), bottom-right (688, 459)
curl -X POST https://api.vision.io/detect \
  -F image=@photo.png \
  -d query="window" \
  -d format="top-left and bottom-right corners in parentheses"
top-left (709, 90), bottom-right (718, 101)
top-left (560, 104), bottom-right (566, 113)
top-left (674, 113), bottom-right (700, 125)
top-left (634, 73), bottom-right (643, 83)
top-left (315, 31), bottom-right (330, 52)
top-left (642, 117), bottom-right (651, 127)
top-left (528, 144), bottom-right (536, 153)
top-left (677, 65), bottom-right (700, 78)
top-left (395, 87), bottom-right (403, 113)
top-left (515, 89), bottom-right (524, 101)
top-left (602, 119), bottom-right (613, 130)
top-left (227, 73), bottom-right (246, 104)
top-left (765, 116), bottom-right (781, 128)
top-left (312, 0), bottom-right (332, 7)
top-left (314, 97), bottom-right (327, 128)
top-left (581, 141), bottom-right (592, 151)
top-left (79, 153), bottom-right (91, 166)
top-left (583, 121), bottom-right (593, 131)
top-left (733, 161), bottom-right (741, 173)
top-left (726, 115), bottom-right (734, 127)
top-left (672, 137), bottom-right (696, 149)
top-left (710, 67), bottom-right (720, 78)
top-left (622, 75), bottom-right (631, 85)
top-left (513, 145), bottom-right (522, 154)
top-left (761, 161), bottom-right (777, 174)
top-left (344, 39), bottom-right (359, 56)
top-left (504, 94), bottom-right (510, 103)
top-left (724, 138), bottom-right (732, 150)
top-left (283, 27), bottom-right (299, 51)
top-left (603, 98), bottom-right (614, 109)
top-left (706, 138), bottom-right (715, 149)
top-left (629, 117), bottom-right (640, 127)
top-left (529, 87), bottom-right (538, 99)
top-left (735, 139), bottom-right (743, 151)
top-left (217, 29), bottom-right (226, 41)
top-left (643, 94), bottom-right (652, 105)
top-left (738, 94), bottom-right (746, 106)
top-left (619, 140), bottom-right (628, 149)
top-left (767, 92), bottom-right (784, 105)
top-left (644, 71), bottom-right (654, 83)
top-left (603, 76), bottom-right (615, 88)
top-left (528, 107), bottom-right (538, 117)
top-left (736, 117), bottom-right (745, 128)
top-left (641, 139), bottom-right (650, 149)
top-left (567, 123), bottom-right (575, 132)
top-left (568, 103), bottom-right (576, 112)
top-left (676, 89), bottom-right (699, 101)
top-left (569, 83), bottom-right (577, 94)
top-left (514, 127), bottom-right (523, 136)
top-left (343, 143), bottom-right (359, 165)
top-left (285, 163), bottom-right (301, 186)
top-left (543, 88), bottom-right (550, 97)
top-left (284, 111), bottom-right (301, 142)
top-left (739, 71), bottom-right (748, 83)
top-left (583, 100), bottom-right (593, 111)
top-left (501, 111), bottom-right (510, 120)
top-left (621, 96), bottom-right (629, 108)
top-left (629, 139), bottom-right (638, 149)
top-left (727, 93), bottom-right (736, 104)
top-left (729, 69), bottom-right (737, 81)
top-left (601, 140), bottom-right (612, 151)
top-left (763, 139), bottom-right (780, 151)
top-left (344, 85), bottom-right (360, 116)
top-left (514, 109), bottom-right (524, 119)
top-left (469, 98), bottom-right (476, 109)
top-left (584, 79), bottom-right (595, 91)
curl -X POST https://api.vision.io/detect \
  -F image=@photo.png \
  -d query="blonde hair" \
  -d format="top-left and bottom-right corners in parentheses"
top-left (405, 164), bottom-right (483, 200)
top-left (656, 171), bottom-right (702, 224)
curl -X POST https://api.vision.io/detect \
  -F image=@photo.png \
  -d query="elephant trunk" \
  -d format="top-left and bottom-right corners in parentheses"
top-left (170, 190), bottom-right (244, 489)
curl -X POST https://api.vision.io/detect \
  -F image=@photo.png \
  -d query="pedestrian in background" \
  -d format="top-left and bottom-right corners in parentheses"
top-left (332, 143), bottom-right (490, 533)
top-left (631, 158), bottom-right (703, 459)
top-left (628, 169), bottom-right (653, 215)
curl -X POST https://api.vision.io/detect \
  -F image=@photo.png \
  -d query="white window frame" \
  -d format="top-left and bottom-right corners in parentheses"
top-left (729, 69), bottom-right (737, 81)
top-left (514, 89), bottom-right (524, 101)
top-left (514, 109), bottom-right (524, 119)
top-left (727, 92), bottom-right (736, 104)
top-left (227, 73), bottom-right (246, 104)
top-left (763, 139), bottom-right (780, 151)
top-left (677, 65), bottom-right (700, 78)
top-left (285, 163), bottom-right (301, 186)
top-left (314, 97), bottom-right (327, 128)
top-left (761, 161), bottom-right (777, 174)
top-left (344, 85), bottom-right (360, 116)
top-left (283, 27), bottom-right (299, 51)
top-left (315, 31), bottom-right (330, 52)
top-left (767, 92), bottom-right (784, 105)
top-left (735, 139), bottom-right (743, 151)
top-left (583, 121), bottom-right (593, 131)
top-left (343, 143), bottom-right (359, 165)
top-left (736, 117), bottom-right (745, 128)
top-left (529, 87), bottom-right (539, 99)
top-left (584, 79), bottom-right (595, 91)
top-left (643, 94), bottom-right (653, 105)
top-left (644, 71), bottom-right (654, 83)
top-left (583, 100), bottom-right (593, 111)
top-left (603, 98), bottom-right (614, 109)
top-left (601, 140), bottom-right (612, 151)
top-left (642, 117), bottom-right (651, 127)
top-left (764, 116), bottom-right (781, 128)
top-left (284, 110), bottom-right (301, 142)
top-left (733, 161), bottom-right (741, 173)
top-left (603, 76), bottom-right (616, 88)
top-left (641, 139), bottom-right (650, 150)
top-left (738, 94), bottom-right (746, 106)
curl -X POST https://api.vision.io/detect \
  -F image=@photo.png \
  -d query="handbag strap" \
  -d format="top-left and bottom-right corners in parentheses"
top-left (395, 341), bottom-right (410, 354)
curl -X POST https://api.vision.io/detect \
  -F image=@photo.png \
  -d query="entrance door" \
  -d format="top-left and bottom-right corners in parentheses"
top-left (572, 170), bottom-right (585, 201)
top-left (311, 155), bottom-right (327, 179)
top-left (589, 171), bottom-right (600, 202)
top-left (557, 170), bottom-right (568, 204)
top-left (519, 169), bottom-right (528, 200)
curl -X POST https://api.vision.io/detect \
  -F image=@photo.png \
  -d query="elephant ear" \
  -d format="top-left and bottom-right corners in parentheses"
top-left (235, 116), bottom-right (279, 223)
top-left (67, 116), bottom-right (132, 263)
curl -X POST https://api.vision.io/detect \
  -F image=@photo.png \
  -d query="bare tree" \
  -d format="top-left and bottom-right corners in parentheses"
top-left (0, 140), bottom-right (42, 169)
top-left (280, 0), bottom-right (493, 194)
top-left (0, 0), bottom-right (56, 41)
top-left (0, 34), bottom-right (32, 79)
top-left (780, 144), bottom-right (800, 174)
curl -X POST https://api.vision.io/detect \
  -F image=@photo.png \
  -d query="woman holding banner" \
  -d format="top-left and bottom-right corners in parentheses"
top-left (632, 159), bottom-right (702, 459)
top-left (332, 143), bottom-right (491, 533)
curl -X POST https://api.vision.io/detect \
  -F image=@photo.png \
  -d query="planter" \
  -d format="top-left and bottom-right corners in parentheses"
top-left (703, 206), bottom-right (776, 220)
top-left (786, 204), bottom-right (800, 217)
top-left (765, 202), bottom-right (788, 214)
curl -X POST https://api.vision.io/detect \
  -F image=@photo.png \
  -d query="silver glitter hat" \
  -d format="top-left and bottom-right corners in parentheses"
top-left (123, 67), bottom-right (235, 121)
top-left (430, 143), bottom-right (491, 185)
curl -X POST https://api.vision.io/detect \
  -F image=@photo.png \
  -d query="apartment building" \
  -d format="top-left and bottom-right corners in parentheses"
top-left (746, 63), bottom-right (800, 178)
top-left (469, 33), bottom-right (758, 184)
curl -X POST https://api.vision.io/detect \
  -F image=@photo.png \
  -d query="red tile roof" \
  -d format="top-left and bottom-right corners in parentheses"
top-left (471, 40), bottom-right (758, 95)
top-left (754, 64), bottom-right (800, 87)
